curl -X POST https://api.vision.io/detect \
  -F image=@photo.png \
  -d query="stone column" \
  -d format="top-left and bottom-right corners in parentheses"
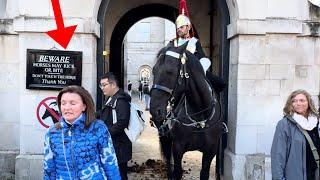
top-left (222, 0), bottom-right (319, 179)
top-left (7, 1), bottom-right (101, 178)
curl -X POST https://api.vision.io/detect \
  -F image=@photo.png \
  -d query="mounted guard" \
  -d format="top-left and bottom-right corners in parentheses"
top-left (149, 0), bottom-right (228, 179)
top-left (167, 0), bottom-right (226, 94)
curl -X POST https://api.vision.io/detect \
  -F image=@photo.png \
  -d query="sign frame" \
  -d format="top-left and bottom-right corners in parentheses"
top-left (26, 49), bottom-right (82, 90)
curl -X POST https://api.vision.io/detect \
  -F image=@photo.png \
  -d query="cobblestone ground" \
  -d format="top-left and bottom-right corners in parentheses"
top-left (128, 94), bottom-right (216, 180)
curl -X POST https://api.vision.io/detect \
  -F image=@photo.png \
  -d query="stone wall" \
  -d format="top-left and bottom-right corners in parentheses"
top-left (0, 23), bottom-right (20, 179)
top-left (0, 0), bottom-right (101, 179)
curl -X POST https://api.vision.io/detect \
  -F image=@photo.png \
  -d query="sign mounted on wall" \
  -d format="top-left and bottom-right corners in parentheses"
top-left (26, 49), bottom-right (82, 90)
top-left (36, 96), bottom-right (60, 128)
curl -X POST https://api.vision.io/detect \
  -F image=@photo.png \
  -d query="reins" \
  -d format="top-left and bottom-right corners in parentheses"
top-left (151, 48), bottom-right (218, 131)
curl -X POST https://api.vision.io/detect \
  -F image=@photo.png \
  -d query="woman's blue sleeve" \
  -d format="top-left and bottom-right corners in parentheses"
top-left (98, 123), bottom-right (121, 180)
top-left (43, 130), bottom-right (56, 180)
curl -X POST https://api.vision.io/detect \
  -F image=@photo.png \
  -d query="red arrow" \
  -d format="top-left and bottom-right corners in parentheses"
top-left (46, 0), bottom-right (77, 49)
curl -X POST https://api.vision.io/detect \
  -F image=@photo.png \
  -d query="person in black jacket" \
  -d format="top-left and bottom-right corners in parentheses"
top-left (97, 72), bottom-right (131, 180)
top-left (138, 80), bottom-right (143, 100)
top-left (143, 83), bottom-right (150, 111)
top-left (127, 80), bottom-right (132, 96)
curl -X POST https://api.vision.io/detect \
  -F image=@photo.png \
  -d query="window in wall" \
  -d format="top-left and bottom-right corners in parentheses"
top-left (0, 0), bottom-right (7, 18)
top-left (127, 22), bottom-right (151, 42)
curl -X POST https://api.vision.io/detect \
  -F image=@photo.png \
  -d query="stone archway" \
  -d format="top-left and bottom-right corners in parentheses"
top-left (96, 0), bottom-right (231, 176)
top-left (96, 3), bottom-right (178, 109)
top-left (108, 4), bottom-right (178, 88)
top-left (138, 65), bottom-right (152, 83)
top-left (96, 0), bottom-right (231, 106)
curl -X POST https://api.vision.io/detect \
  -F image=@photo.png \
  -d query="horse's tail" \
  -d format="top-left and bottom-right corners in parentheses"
top-left (159, 135), bottom-right (172, 169)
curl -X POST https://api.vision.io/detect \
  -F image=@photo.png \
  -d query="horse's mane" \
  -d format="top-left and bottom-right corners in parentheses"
top-left (185, 51), bottom-right (206, 77)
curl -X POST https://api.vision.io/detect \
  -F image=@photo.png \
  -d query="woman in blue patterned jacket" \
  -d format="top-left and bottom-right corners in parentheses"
top-left (44, 85), bottom-right (121, 179)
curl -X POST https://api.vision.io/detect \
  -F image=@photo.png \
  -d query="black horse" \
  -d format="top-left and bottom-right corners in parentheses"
top-left (150, 43), bottom-right (227, 180)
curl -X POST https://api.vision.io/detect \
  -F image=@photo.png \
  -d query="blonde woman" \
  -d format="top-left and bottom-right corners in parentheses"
top-left (271, 89), bottom-right (320, 180)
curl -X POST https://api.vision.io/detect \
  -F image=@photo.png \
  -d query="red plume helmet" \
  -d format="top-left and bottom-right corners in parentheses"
top-left (179, 0), bottom-right (190, 18)
top-left (176, 0), bottom-right (193, 37)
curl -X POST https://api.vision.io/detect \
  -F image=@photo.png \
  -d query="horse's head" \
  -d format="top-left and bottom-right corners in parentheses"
top-left (150, 43), bottom-right (210, 128)
top-left (150, 45), bottom-right (185, 126)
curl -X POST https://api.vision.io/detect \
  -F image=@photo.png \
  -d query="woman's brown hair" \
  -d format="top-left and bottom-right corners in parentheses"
top-left (56, 85), bottom-right (96, 128)
top-left (283, 89), bottom-right (319, 117)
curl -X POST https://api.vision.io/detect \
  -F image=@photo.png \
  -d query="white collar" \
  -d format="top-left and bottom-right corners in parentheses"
top-left (292, 113), bottom-right (318, 130)
top-left (177, 38), bottom-right (189, 46)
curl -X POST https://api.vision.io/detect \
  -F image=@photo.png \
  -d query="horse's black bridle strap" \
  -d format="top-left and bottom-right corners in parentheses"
top-left (152, 84), bottom-right (173, 95)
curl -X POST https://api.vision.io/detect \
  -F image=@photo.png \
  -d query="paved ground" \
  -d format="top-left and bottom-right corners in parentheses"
top-left (127, 94), bottom-right (216, 179)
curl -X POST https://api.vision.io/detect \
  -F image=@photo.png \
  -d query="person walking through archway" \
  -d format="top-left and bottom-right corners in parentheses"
top-left (127, 80), bottom-right (132, 96)
top-left (143, 82), bottom-right (150, 111)
top-left (138, 80), bottom-right (143, 101)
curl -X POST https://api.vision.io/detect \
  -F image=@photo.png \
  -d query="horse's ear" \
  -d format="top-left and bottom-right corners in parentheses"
top-left (185, 51), bottom-right (206, 76)
top-left (156, 47), bottom-right (165, 58)
top-left (153, 48), bottom-right (166, 75)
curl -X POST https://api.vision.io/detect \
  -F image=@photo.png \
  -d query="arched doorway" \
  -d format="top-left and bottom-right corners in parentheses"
top-left (96, 0), bottom-right (230, 176)
top-left (109, 4), bottom-right (177, 89)
top-left (123, 17), bottom-right (176, 93)
top-left (97, 3), bottom-right (202, 108)
top-left (138, 65), bottom-right (152, 83)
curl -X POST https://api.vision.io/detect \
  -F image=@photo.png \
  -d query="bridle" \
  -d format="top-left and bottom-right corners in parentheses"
top-left (151, 49), bottom-right (216, 135)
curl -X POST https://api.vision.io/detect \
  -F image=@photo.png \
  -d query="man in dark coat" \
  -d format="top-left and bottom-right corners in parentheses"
top-left (143, 83), bottom-right (150, 110)
top-left (97, 72), bottom-right (131, 180)
top-left (127, 80), bottom-right (132, 96)
top-left (138, 80), bottom-right (143, 100)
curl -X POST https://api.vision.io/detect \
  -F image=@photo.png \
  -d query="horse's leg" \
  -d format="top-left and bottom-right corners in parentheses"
top-left (172, 144), bottom-right (184, 180)
top-left (200, 151), bottom-right (215, 180)
top-left (159, 136), bottom-right (173, 179)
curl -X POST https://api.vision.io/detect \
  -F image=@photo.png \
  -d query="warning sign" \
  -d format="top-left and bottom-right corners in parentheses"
top-left (36, 97), bottom-right (60, 128)
top-left (26, 49), bottom-right (82, 90)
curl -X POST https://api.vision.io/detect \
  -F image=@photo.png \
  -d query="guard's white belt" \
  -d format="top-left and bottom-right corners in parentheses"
top-left (165, 51), bottom-right (180, 59)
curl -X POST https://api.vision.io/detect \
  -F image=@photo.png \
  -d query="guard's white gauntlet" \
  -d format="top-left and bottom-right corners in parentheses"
top-left (199, 57), bottom-right (211, 72)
